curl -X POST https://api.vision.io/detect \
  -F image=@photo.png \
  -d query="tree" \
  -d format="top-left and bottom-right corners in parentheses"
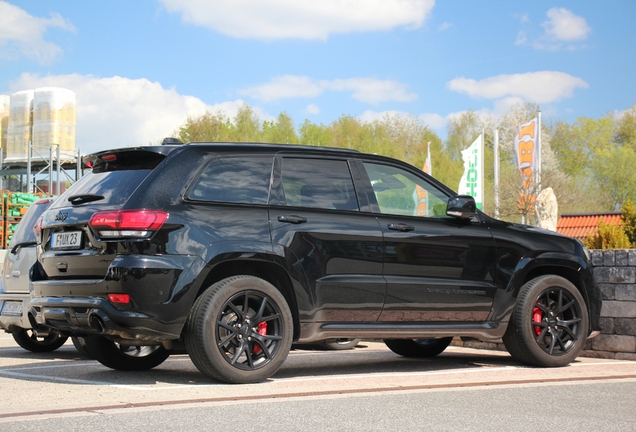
top-left (262, 112), bottom-right (298, 144)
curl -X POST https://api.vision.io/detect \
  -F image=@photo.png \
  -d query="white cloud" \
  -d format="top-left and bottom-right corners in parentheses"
top-left (239, 76), bottom-right (322, 102)
top-left (438, 22), bottom-right (453, 31)
top-left (159, 0), bottom-right (435, 40)
top-left (542, 7), bottom-right (591, 41)
top-left (239, 75), bottom-right (417, 104)
top-left (305, 104), bottom-right (320, 115)
top-left (447, 71), bottom-right (588, 104)
top-left (9, 73), bottom-right (234, 154)
top-left (326, 78), bottom-right (417, 104)
top-left (516, 8), bottom-right (591, 51)
top-left (359, 110), bottom-right (446, 130)
top-left (0, 1), bottom-right (75, 64)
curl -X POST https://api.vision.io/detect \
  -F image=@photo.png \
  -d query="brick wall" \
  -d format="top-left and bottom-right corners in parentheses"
top-left (452, 249), bottom-right (636, 361)
top-left (581, 249), bottom-right (636, 360)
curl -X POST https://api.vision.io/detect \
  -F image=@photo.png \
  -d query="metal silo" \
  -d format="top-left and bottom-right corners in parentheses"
top-left (0, 95), bottom-right (9, 158)
top-left (5, 90), bottom-right (34, 162)
top-left (32, 87), bottom-right (76, 161)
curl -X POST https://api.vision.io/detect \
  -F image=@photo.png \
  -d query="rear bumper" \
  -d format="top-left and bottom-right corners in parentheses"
top-left (0, 293), bottom-right (31, 330)
top-left (29, 295), bottom-right (176, 342)
top-left (30, 254), bottom-right (200, 342)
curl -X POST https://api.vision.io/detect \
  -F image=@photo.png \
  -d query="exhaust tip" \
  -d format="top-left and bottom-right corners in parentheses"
top-left (89, 313), bottom-right (106, 333)
top-left (27, 308), bottom-right (39, 329)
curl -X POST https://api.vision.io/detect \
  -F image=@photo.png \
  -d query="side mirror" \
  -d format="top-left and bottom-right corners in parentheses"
top-left (446, 195), bottom-right (477, 219)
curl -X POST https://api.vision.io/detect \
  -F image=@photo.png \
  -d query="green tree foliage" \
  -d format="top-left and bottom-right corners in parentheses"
top-left (262, 112), bottom-right (298, 144)
top-left (621, 199), bottom-right (636, 247)
top-left (583, 218), bottom-right (631, 249)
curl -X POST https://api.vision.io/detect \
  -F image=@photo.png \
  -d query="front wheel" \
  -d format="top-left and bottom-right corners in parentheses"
top-left (12, 328), bottom-right (68, 352)
top-left (83, 336), bottom-right (171, 371)
top-left (185, 276), bottom-right (293, 384)
top-left (503, 275), bottom-right (588, 367)
top-left (384, 338), bottom-right (453, 358)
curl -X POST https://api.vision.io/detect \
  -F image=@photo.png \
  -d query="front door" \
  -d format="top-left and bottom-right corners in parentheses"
top-left (360, 161), bottom-right (497, 322)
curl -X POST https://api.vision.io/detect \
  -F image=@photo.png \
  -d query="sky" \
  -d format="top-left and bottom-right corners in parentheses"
top-left (1, 0), bottom-right (635, 155)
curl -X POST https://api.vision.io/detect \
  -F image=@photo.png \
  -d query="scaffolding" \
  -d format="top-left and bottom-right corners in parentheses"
top-left (0, 141), bottom-right (82, 195)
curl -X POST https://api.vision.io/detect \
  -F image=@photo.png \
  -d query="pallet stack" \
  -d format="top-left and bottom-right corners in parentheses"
top-left (1, 191), bottom-right (48, 248)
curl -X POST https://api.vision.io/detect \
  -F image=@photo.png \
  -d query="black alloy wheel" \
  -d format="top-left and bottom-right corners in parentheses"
top-left (185, 276), bottom-right (293, 384)
top-left (503, 275), bottom-right (588, 367)
top-left (83, 336), bottom-right (172, 371)
top-left (384, 337), bottom-right (453, 358)
top-left (11, 328), bottom-right (68, 352)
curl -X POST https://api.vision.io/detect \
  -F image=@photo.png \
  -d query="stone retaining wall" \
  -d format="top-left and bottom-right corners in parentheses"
top-left (452, 249), bottom-right (636, 361)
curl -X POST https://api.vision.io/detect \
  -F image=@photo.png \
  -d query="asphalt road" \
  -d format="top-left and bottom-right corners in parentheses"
top-left (1, 333), bottom-right (635, 431)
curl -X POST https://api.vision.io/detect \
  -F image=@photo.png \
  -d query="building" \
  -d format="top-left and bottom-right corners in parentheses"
top-left (556, 212), bottom-right (623, 240)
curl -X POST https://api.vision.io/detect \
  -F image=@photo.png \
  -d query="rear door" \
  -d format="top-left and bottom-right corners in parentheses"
top-left (358, 160), bottom-right (497, 322)
top-left (269, 155), bottom-right (385, 322)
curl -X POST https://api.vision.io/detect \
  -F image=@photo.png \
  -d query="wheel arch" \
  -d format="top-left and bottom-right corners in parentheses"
top-left (194, 258), bottom-right (302, 341)
top-left (504, 258), bottom-right (595, 334)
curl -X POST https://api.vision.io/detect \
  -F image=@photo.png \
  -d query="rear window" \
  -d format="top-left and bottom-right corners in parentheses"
top-left (8, 199), bottom-right (54, 246)
top-left (49, 169), bottom-right (154, 209)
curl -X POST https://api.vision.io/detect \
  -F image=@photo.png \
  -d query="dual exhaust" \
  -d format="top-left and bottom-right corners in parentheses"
top-left (28, 307), bottom-right (112, 335)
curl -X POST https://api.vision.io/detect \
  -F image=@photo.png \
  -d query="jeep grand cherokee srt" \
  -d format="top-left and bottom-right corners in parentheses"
top-left (30, 142), bottom-right (601, 383)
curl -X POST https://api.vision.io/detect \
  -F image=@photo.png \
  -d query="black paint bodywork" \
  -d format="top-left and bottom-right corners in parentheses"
top-left (30, 143), bottom-right (601, 345)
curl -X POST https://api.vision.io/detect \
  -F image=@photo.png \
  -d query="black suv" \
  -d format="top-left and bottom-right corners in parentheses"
top-left (30, 142), bottom-right (601, 383)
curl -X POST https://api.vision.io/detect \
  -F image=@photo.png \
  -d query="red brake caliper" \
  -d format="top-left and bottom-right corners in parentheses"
top-left (252, 321), bottom-right (268, 354)
top-left (533, 306), bottom-right (543, 336)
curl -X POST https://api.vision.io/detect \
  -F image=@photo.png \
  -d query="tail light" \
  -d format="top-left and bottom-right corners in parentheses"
top-left (89, 210), bottom-right (168, 240)
top-left (34, 216), bottom-right (44, 243)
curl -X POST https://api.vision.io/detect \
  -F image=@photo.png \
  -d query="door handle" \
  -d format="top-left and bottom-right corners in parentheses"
top-left (387, 223), bottom-right (415, 232)
top-left (277, 215), bottom-right (308, 224)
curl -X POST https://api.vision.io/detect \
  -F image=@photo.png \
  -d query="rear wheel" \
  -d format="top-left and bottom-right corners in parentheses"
top-left (83, 336), bottom-right (171, 371)
top-left (503, 275), bottom-right (588, 367)
top-left (71, 336), bottom-right (93, 359)
top-left (319, 338), bottom-right (361, 350)
top-left (185, 275), bottom-right (293, 384)
top-left (12, 328), bottom-right (68, 352)
top-left (384, 338), bottom-right (453, 358)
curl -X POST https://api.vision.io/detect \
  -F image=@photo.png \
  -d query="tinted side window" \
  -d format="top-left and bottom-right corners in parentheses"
top-left (281, 158), bottom-right (358, 211)
top-left (188, 156), bottom-right (273, 204)
top-left (363, 162), bottom-right (449, 217)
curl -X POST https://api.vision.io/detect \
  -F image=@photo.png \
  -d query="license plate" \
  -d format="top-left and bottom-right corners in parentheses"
top-left (1, 301), bottom-right (23, 316)
top-left (50, 231), bottom-right (82, 250)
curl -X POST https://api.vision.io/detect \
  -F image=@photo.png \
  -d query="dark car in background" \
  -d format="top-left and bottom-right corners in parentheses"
top-left (29, 142), bottom-right (601, 383)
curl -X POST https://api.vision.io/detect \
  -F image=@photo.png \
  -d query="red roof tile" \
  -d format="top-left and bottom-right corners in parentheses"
top-left (556, 213), bottom-right (622, 240)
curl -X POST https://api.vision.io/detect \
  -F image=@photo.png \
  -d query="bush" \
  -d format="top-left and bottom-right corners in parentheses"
top-left (621, 199), bottom-right (636, 247)
top-left (583, 218), bottom-right (631, 249)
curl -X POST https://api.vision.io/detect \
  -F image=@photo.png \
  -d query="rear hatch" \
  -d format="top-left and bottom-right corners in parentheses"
top-left (39, 147), bottom-right (175, 280)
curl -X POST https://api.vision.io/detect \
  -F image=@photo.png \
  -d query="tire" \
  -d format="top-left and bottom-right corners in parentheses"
top-left (83, 336), bottom-right (171, 371)
top-left (11, 328), bottom-right (68, 353)
top-left (319, 338), bottom-right (362, 350)
top-left (384, 338), bottom-right (453, 358)
top-left (185, 275), bottom-right (293, 384)
top-left (71, 336), bottom-right (93, 359)
top-left (503, 275), bottom-right (588, 367)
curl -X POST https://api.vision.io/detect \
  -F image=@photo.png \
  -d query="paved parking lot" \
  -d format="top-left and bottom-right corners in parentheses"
top-left (2, 331), bottom-right (636, 426)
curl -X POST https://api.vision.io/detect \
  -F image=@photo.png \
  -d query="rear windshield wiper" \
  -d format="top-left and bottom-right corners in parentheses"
top-left (68, 194), bottom-right (105, 205)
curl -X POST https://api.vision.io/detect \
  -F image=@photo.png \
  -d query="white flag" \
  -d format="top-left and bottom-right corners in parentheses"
top-left (457, 134), bottom-right (484, 210)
